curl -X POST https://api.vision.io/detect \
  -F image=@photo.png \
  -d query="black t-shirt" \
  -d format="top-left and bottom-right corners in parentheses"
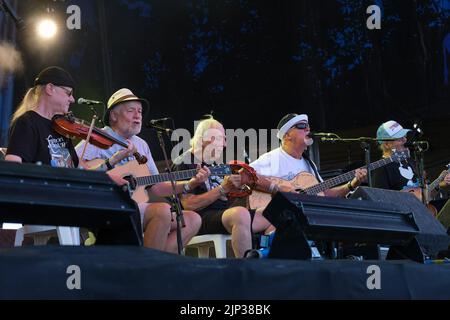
top-left (171, 150), bottom-right (229, 212)
top-left (372, 158), bottom-right (419, 191)
top-left (7, 111), bottom-right (79, 168)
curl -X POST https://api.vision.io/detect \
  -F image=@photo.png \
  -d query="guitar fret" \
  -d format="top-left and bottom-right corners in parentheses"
top-left (429, 169), bottom-right (449, 191)
top-left (304, 156), bottom-right (398, 195)
top-left (133, 165), bottom-right (230, 187)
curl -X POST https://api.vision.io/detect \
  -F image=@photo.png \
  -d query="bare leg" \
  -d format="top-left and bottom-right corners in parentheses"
top-left (221, 206), bottom-right (252, 258)
top-left (222, 206), bottom-right (273, 258)
top-left (255, 207), bottom-right (275, 234)
top-left (140, 202), bottom-right (172, 250)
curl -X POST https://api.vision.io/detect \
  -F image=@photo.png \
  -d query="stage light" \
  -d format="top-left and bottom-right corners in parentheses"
top-left (36, 19), bottom-right (57, 39)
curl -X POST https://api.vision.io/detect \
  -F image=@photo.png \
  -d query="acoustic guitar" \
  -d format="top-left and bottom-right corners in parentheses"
top-left (86, 159), bottom-right (232, 203)
top-left (249, 150), bottom-right (409, 210)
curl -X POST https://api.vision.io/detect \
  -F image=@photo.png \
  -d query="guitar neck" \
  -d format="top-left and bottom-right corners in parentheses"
top-left (428, 169), bottom-right (449, 192)
top-left (135, 169), bottom-right (199, 186)
top-left (304, 157), bottom-right (394, 195)
top-left (135, 165), bottom-right (230, 186)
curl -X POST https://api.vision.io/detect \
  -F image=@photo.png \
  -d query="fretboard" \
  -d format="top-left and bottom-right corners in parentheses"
top-left (428, 169), bottom-right (449, 192)
top-left (135, 169), bottom-right (199, 186)
top-left (304, 156), bottom-right (394, 195)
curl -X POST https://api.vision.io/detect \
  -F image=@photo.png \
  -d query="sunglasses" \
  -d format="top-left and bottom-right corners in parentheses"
top-left (291, 122), bottom-right (309, 130)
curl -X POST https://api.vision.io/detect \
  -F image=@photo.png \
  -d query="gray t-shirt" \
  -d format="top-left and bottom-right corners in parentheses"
top-left (75, 126), bottom-right (159, 174)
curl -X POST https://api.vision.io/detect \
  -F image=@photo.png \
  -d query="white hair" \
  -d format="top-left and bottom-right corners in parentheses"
top-left (190, 118), bottom-right (224, 152)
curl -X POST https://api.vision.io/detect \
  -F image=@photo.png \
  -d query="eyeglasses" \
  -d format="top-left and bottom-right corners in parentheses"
top-left (292, 122), bottom-right (309, 130)
top-left (55, 85), bottom-right (74, 97)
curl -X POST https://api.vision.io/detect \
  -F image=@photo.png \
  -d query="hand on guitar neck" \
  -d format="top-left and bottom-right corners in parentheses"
top-left (439, 170), bottom-right (450, 189)
top-left (402, 166), bottom-right (450, 216)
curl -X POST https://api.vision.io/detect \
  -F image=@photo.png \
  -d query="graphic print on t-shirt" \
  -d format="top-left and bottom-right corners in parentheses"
top-left (46, 135), bottom-right (74, 168)
top-left (399, 162), bottom-right (418, 189)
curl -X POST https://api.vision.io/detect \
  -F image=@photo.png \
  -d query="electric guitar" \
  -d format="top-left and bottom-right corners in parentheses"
top-left (249, 150), bottom-right (409, 210)
top-left (402, 163), bottom-right (450, 216)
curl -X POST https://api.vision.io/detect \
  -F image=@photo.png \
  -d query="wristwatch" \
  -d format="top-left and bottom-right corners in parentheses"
top-left (183, 183), bottom-right (191, 194)
top-left (105, 158), bottom-right (114, 170)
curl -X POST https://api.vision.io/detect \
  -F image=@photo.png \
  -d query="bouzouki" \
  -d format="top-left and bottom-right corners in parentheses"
top-left (249, 150), bottom-right (409, 210)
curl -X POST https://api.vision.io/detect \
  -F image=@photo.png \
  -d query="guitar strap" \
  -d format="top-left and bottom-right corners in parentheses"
top-left (303, 153), bottom-right (322, 182)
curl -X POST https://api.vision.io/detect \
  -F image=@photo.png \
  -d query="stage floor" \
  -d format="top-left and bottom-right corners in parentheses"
top-left (1, 246), bottom-right (450, 299)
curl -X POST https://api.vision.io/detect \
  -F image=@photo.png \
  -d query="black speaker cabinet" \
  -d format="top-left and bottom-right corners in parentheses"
top-left (437, 199), bottom-right (450, 231)
top-left (0, 161), bottom-right (143, 246)
top-left (350, 187), bottom-right (450, 261)
top-left (263, 191), bottom-right (420, 261)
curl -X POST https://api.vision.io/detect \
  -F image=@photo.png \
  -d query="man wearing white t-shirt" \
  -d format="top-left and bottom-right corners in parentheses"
top-left (251, 113), bottom-right (367, 197)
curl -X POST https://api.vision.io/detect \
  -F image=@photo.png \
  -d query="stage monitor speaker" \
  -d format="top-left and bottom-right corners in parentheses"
top-left (0, 161), bottom-right (143, 246)
top-left (436, 199), bottom-right (450, 232)
top-left (350, 187), bottom-right (450, 261)
top-left (263, 192), bottom-right (420, 261)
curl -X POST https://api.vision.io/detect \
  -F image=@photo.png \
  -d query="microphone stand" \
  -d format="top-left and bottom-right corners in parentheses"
top-left (85, 102), bottom-right (105, 127)
top-left (151, 123), bottom-right (185, 255)
top-left (320, 135), bottom-right (378, 187)
top-left (411, 143), bottom-right (428, 205)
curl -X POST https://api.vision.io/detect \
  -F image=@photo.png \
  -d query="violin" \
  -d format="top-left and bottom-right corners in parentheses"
top-left (52, 112), bottom-right (148, 165)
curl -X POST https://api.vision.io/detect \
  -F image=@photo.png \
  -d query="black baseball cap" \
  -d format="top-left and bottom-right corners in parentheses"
top-left (34, 66), bottom-right (75, 89)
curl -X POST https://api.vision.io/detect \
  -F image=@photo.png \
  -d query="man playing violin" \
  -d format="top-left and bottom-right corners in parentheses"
top-left (5, 67), bottom-right (135, 178)
top-left (76, 88), bottom-right (204, 253)
top-left (171, 117), bottom-right (273, 258)
top-left (6, 66), bottom-right (80, 167)
top-left (250, 113), bottom-right (367, 197)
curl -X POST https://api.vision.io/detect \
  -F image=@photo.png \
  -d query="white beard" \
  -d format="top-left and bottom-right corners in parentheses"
top-left (304, 137), bottom-right (314, 146)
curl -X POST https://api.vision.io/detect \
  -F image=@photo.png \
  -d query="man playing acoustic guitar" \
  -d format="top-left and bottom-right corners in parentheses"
top-left (76, 88), bottom-right (205, 252)
top-left (249, 113), bottom-right (367, 210)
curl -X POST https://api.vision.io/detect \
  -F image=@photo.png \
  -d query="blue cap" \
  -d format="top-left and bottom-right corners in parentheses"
top-left (377, 120), bottom-right (411, 142)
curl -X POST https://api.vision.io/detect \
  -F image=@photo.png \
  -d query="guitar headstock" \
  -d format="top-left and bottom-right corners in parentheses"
top-left (391, 149), bottom-right (410, 163)
top-left (209, 164), bottom-right (232, 176)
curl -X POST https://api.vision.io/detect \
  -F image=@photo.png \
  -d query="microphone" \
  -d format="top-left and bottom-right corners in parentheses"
top-left (148, 119), bottom-right (173, 133)
top-left (148, 117), bottom-right (171, 125)
top-left (309, 132), bottom-right (335, 137)
top-left (77, 98), bottom-right (103, 105)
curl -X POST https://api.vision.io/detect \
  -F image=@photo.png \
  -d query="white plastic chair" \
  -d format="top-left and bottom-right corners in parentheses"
top-left (14, 225), bottom-right (80, 246)
top-left (186, 234), bottom-right (232, 258)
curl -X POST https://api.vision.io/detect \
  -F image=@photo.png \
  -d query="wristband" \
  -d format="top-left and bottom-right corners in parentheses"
top-left (105, 158), bottom-right (114, 170)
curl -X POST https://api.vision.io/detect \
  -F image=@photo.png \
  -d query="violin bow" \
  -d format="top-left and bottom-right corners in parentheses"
top-left (79, 115), bottom-right (97, 162)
